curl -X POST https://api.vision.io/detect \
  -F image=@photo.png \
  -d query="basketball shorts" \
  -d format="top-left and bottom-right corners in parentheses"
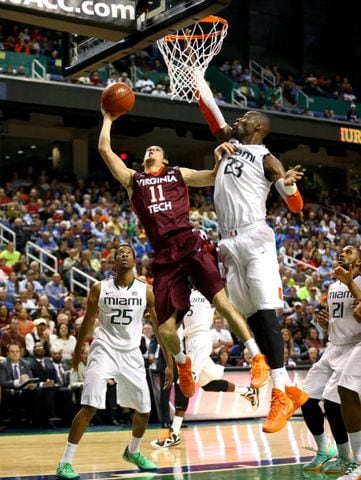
top-left (81, 339), bottom-right (151, 413)
top-left (303, 343), bottom-right (356, 404)
top-left (152, 230), bottom-right (224, 324)
top-left (338, 341), bottom-right (361, 397)
top-left (185, 333), bottom-right (224, 387)
top-left (218, 222), bottom-right (283, 318)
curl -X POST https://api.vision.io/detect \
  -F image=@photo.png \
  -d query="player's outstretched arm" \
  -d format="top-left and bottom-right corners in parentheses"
top-left (72, 282), bottom-right (100, 370)
top-left (98, 108), bottom-right (135, 195)
top-left (146, 285), bottom-right (174, 389)
top-left (195, 73), bottom-right (232, 143)
top-left (264, 154), bottom-right (304, 213)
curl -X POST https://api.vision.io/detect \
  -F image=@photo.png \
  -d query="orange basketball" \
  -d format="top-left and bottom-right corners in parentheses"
top-left (101, 82), bottom-right (135, 117)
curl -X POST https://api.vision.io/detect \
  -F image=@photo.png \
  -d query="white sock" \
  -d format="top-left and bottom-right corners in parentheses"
top-left (244, 338), bottom-right (261, 357)
top-left (271, 367), bottom-right (287, 391)
top-left (337, 441), bottom-right (352, 460)
top-left (171, 415), bottom-right (183, 436)
top-left (234, 384), bottom-right (248, 395)
top-left (314, 433), bottom-right (330, 452)
top-left (348, 431), bottom-right (361, 463)
top-left (128, 434), bottom-right (142, 454)
top-left (173, 351), bottom-right (186, 363)
top-left (60, 441), bottom-right (78, 465)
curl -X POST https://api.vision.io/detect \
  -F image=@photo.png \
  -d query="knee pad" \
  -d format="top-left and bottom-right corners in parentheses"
top-left (202, 380), bottom-right (229, 392)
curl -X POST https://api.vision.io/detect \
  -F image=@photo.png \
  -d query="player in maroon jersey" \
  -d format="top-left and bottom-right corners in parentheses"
top-left (98, 107), bottom-right (270, 399)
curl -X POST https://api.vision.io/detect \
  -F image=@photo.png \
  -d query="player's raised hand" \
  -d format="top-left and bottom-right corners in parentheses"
top-left (100, 105), bottom-right (119, 122)
top-left (214, 142), bottom-right (236, 163)
top-left (332, 264), bottom-right (353, 286)
top-left (284, 165), bottom-right (303, 186)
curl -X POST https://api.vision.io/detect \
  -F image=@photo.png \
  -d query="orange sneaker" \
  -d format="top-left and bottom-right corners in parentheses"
top-left (262, 388), bottom-right (294, 433)
top-left (250, 353), bottom-right (270, 389)
top-left (285, 385), bottom-right (309, 418)
top-left (176, 356), bottom-right (195, 398)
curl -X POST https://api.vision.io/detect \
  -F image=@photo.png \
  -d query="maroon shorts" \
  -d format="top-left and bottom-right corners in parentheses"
top-left (151, 230), bottom-right (225, 325)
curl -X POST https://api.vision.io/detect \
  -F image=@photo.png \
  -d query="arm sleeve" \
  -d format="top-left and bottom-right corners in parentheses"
top-left (196, 74), bottom-right (227, 134)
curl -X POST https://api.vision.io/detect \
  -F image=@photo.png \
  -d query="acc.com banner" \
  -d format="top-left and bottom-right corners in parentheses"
top-left (0, 0), bottom-right (136, 27)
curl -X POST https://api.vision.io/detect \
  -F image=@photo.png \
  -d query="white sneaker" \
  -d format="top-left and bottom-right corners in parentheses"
top-left (243, 387), bottom-right (260, 410)
top-left (150, 429), bottom-right (181, 449)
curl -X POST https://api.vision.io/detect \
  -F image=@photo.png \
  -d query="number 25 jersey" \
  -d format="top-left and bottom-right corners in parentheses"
top-left (214, 139), bottom-right (271, 233)
top-left (96, 277), bottom-right (147, 351)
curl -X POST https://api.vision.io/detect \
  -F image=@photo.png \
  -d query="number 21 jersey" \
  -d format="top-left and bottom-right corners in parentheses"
top-left (214, 139), bottom-right (271, 233)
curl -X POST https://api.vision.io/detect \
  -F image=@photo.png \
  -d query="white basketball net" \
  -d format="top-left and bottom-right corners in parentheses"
top-left (157, 16), bottom-right (228, 103)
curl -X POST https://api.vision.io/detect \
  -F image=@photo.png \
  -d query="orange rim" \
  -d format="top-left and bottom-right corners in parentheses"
top-left (162, 15), bottom-right (228, 42)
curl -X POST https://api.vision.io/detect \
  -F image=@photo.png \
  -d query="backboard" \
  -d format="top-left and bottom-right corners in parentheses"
top-left (62, 0), bottom-right (230, 77)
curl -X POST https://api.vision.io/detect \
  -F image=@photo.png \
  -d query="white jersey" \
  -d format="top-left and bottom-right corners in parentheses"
top-left (214, 139), bottom-right (272, 234)
top-left (95, 277), bottom-right (147, 351)
top-left (327, 275), bottom-right (361, 345)
top-left (183, 290), bottom-right (215, 337)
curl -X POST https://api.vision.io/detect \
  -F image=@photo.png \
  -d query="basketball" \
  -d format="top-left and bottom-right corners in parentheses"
top-left (101, 82), bottom-right (135, 117)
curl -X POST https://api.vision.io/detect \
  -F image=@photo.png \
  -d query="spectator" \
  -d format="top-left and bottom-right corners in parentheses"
top-left (0, 344), bottom-right (41, 428)
top-left (45, 273), bottom-right (69, 309)
top-left (25, 317), bottom-right (51, 357)
top-left (210, 316), bottom-right (234, 356)
top-left (0, 242), bottom-right (21, 266)
top-left (0, 316), bottom-right (25, 357)
top-left (346, 103), bottom-right (359, 122)
top-left (50, 322), bottom-right (76, 367)
top-left (304, 326), bottom-right (325, 351)
top-left (216, 347), bottom-right (232, 367)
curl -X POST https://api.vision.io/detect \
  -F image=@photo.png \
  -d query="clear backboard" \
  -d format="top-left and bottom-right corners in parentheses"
top-left (61, 0), bottom-right (231, 77)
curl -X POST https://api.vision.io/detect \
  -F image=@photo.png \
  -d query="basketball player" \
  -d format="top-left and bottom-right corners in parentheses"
top-left (98, 107), bottom-right (271, 401)
top-left (331, 263), bottom-right (361, 480)
top-left (301, 245), bottom-right (361, 476)
top-left (56, 244), bottom-right (173, 479)
top-left (151, 289), bottom-right (259, 449)
top-left (195, 76), bottom-right (308, 433)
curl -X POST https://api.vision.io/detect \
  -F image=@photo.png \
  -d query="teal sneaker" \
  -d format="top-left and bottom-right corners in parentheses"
top-left (122, 446), bottom-right (156, 471)
top-left (323, 456), bottom-right (351, 474)
top-left (56, 462), bottom-right (79, 479)
top-left (303, 445), bottom-right (337, 471)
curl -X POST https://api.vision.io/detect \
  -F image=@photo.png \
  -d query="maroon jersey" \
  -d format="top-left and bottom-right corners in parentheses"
top-left (131, 166), bottom-right (193, 247)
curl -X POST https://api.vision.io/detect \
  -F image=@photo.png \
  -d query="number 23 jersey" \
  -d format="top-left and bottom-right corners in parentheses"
top-left (214, 139), bottom-right (271, 233)
top-left (96, 277), bottom-right (147, 351)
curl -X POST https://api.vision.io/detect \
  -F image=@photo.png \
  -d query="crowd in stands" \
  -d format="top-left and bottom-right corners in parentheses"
top-left (1, 21), bottom-right (359, 123)
top-left (220, 59), bottom-right (359, 122)
top-left (0, 162), bottom-right (359, 429)
top-left (0, 20), bottom-right (361, 430)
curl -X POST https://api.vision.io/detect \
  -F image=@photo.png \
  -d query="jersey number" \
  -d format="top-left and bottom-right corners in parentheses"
top-left (224, 157), bottom-right (244, 178)
top-left (331, 302), bottom-right (344, 318)
top-left (149, 185), bottom-right (165, 203)
top-left (110, 309), bottom-right (132, 325)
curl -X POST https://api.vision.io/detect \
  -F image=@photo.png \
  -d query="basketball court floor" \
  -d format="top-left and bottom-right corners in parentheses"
top-left (0, 417), bottom-right (330, 480)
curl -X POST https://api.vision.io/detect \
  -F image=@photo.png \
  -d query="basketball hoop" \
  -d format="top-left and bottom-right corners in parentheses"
top-left (157, 15), bottom-right (228, 103)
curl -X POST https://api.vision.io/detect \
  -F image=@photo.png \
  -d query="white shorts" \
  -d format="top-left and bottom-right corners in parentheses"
top-left (81, 339), bottom-right (151, 413)
top-left (338, 341), bottom-right (361, 396)
top-left (185, 334), bottom-right (224, 387)
top-left (303, 343), bottom-right (357, 404)
top-left (219, 222), bottom-right (283, 317)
